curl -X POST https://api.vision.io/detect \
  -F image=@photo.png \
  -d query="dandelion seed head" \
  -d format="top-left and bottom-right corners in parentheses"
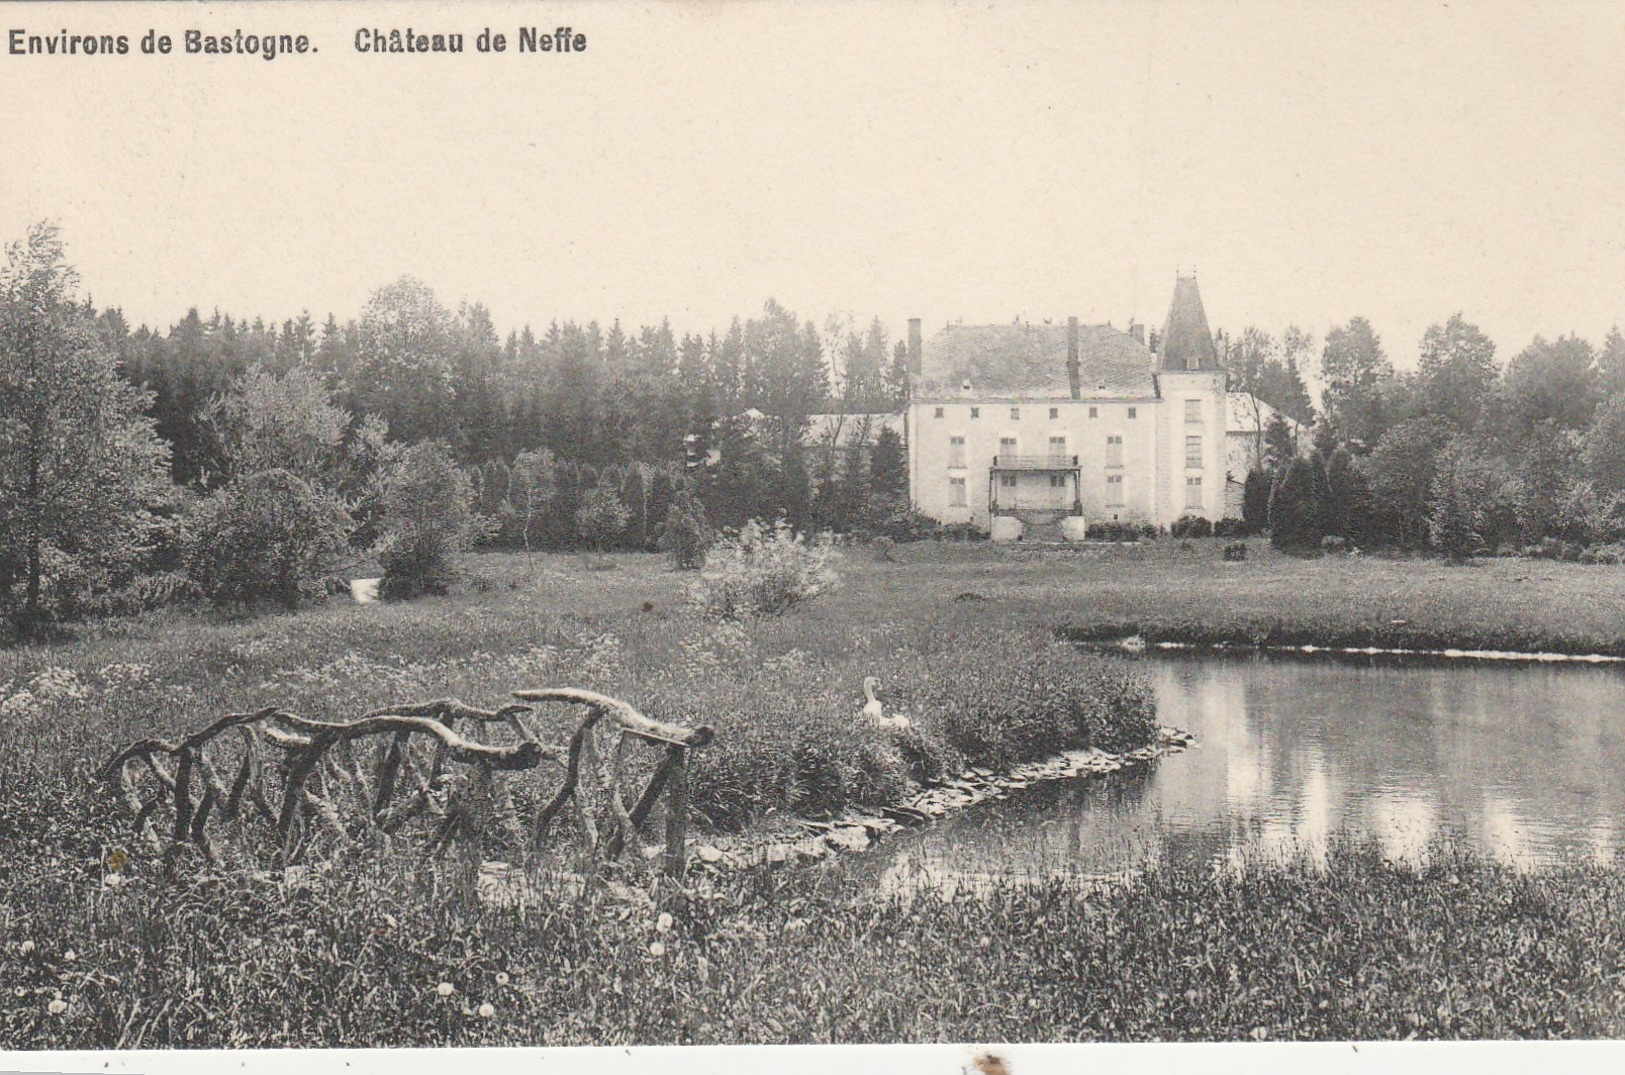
top-left (478, 1002), bottom-right (495, 1019)
top-left (436, 981), bottom-right (455, 996)
top-left (648, 941), bottom-right (666, 957)
top-left (656, 912), bottom-right (673, 933)
top-left (47, 999), bottom-right (67, 1015)
top-left (495, 972), bottom-right (510, 986)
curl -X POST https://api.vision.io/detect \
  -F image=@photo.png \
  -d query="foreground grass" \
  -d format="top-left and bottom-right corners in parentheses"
top-left (4, 838), bottom-right (1622, 1047)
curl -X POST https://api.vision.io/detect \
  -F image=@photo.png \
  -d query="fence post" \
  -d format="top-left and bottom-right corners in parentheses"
top-left (662, 746), bottom-right (690, 879)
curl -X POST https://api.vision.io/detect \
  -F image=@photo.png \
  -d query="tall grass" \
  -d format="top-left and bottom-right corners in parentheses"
top-left (4, 836), bottom-right (1622, 1047)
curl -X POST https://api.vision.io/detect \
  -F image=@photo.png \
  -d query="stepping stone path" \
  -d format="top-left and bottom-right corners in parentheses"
top-left (688, 726), bottom-right (1196, 871)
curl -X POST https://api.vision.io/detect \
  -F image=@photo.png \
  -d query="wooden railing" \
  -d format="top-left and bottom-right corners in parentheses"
top-left (99, 690), bottom-right (714, 878)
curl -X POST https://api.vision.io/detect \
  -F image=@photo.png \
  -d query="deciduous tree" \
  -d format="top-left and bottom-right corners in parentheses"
top-left (0, 224), bottom-right (171, 635)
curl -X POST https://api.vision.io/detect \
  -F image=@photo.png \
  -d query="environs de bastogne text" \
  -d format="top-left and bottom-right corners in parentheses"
top-left (6, 26), bottom-right (587, 61)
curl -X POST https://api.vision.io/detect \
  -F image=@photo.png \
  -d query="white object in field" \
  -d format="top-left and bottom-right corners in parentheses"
top-left (350, 577), bottom-right (381, 604)
top-left (862, 676), bottom-right (884, 722)
top-left (990, 515), bottom-right (1024, 542)
top-left (1061, 516), bottom-right (1089, 543)
top-left (862, 677), bottom-right (912, 730)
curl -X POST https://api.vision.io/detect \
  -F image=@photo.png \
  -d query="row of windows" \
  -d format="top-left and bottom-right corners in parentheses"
top-left (945, 434), bottom-right (1203, 469)
top-left (951, 474), bottom-right (1205, 509)
top-left (935, 405), bottom-right (1139, 420)
top-left (934, 401), bottom-right (1209, 422)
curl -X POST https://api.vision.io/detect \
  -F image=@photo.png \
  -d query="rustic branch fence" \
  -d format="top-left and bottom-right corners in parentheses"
top-left (97, 689), bottom-right (714, 878)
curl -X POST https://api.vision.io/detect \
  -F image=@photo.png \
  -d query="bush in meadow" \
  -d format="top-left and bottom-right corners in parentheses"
top-left (188, 469), bottom-right (354, 610)
top-left (694, 519), bottom-right (839, 619)
top-left (375, 442), bottom-right (489, 599)
top-left (659, 494), bottom-right (713, 570)
top-left (576, 478), bottom-right (632, 552)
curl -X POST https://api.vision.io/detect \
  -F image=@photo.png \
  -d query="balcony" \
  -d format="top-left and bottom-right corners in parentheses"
top-left (989, 454), bottom-right (1080, 471)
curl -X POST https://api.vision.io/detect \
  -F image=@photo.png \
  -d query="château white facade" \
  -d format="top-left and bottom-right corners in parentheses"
top-left (903, 276), bottom-right (1282, 535)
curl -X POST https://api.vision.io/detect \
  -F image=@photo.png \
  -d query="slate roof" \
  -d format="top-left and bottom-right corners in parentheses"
top-left (916, 321), bottom-right (1156, 400)
top-left (1226, 392), bottom-right (1305, 436)
top-left (1159, 275), bottom-right (1220, 371)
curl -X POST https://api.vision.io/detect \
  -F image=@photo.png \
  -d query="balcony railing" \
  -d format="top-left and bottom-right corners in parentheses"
top-left (989, 454), bottom-right (1080, 471)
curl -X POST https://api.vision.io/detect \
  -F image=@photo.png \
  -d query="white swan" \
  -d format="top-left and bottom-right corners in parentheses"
top-left (862, 676), bottom-right (884, 720)
top-left (862, 677), bottom-right (911, 730)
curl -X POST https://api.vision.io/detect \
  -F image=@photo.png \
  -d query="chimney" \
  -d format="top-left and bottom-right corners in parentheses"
top-left (1129, 321), bottom-right (1145, 346)
top-left (1066, 316), bottom-right (1081, 400)
top-left (907, 318), bottom-right (922, 375)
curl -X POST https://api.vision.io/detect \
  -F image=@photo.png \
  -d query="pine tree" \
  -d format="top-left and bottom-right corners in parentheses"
top-left (1242, 467), bottom-right (1271, 534)
top-left (1268, 457), bottom-right (1325, 551)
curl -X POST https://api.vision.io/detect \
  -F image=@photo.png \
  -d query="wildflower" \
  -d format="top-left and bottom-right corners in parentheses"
top-left (478, 1002), bottom-right (495, 1019)
top-left (648, 941), bottom-right (666, 957)
top-left (656, 912), bottom-right (673, 933)
top-left (436, 982), bottom-right (455, 997)
top-left (495, 972), bottom-right (510, 986)
top-left (19, 940), bottom-right (35, 954)
top-left (47, 999), bottom-right (67, 1016)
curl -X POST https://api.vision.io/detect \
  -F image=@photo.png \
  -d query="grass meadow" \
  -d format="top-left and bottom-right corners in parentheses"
top-left (4, 537), bottom-right (1625, 1045)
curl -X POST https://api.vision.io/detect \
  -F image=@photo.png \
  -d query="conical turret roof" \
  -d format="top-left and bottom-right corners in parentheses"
top-left (1159, 275), bottom-right (1220, 372)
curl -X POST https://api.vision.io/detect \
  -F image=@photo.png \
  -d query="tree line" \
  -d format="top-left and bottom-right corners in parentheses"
top-left (1230, 313), bottom-right (1625, 561)
top-left (0, 224), bottom-right (914, 637)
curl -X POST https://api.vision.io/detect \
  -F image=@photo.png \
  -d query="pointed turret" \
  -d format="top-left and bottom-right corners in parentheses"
top-left (1159, 275), bottom-right (1220, 372)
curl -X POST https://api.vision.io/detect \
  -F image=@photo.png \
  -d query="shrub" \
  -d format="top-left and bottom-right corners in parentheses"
top-left (865, 503), bottom-right (941, 542)
top-left (187, 469), bottom-right (354, 610)
top-left (1222, 541), bottom-right (1248, 562)
top-left (1170, 514), bottom-right (1213, 539)
top-left (694, 518), bottom-right (840, 619)
top-left (375, 443), bottom-right (489, 600)
top-left (937, 522), bottom-right (989, 543)
top-left (659, 495), bottom-right (713, 570)
top-left (575, 479), bottom-right (631, 552)
top-left (1213, 517), bottom-right (1249, 538)
top-left (1086, 521), bottom-right (1142, 542)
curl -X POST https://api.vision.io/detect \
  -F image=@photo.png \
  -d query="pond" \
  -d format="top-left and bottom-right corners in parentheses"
top-left (870, 650), bottom-right (1625, 890)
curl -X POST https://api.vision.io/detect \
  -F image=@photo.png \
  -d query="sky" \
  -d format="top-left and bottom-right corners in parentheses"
top-left (2, 0), bottom-right (1622, 377)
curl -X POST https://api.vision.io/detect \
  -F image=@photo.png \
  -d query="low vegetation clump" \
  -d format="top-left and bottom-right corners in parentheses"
top-left (692, 518), bottom-right (840, 619)
top-left (186, 469), bottom-right (354, 610)
top-left (659, 494), bottom-right (713, 570)
top-left (3, 833), bottom-right (1621, 1048)
top-left (1169, 514), bottom-right (1213, 539)
top-left (376, 442), bottom-right (490, 600)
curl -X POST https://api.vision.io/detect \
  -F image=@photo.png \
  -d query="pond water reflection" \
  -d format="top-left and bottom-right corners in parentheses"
top-left (870, 652), bottom-right (1625, 891)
